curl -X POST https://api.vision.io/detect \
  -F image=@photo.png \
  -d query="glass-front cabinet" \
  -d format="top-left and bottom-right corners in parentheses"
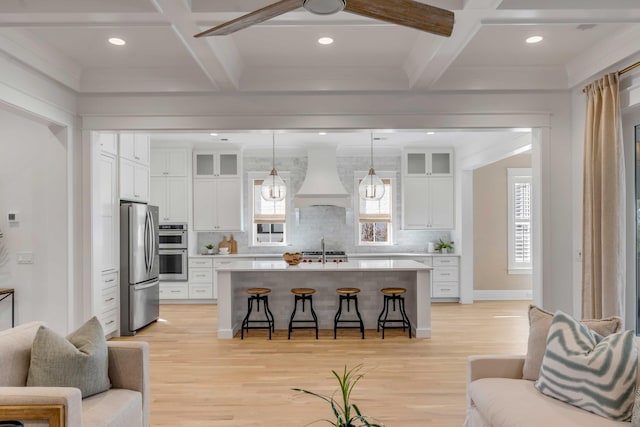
top-left (193, 151), bottom-right (240, 178)
top-left (403, 149), bottom-right (453, 176)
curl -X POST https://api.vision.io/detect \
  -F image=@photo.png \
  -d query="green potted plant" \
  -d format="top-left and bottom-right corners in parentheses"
top-left (293, 365), bottom-right (384, 427)
top-left (435, 239), bottom-right (453, 254)
top-left (205, 244), bottom-right (214, 254)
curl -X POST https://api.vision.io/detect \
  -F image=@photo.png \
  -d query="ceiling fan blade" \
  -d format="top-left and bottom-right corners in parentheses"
top-left (194, 0), bottom-right (304, 37)
top-left (344, 0), bottom-right (454, 37)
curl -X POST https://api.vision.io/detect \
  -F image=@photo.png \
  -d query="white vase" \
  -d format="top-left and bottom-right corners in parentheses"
top-left (441, 248), bottom-right (448, 254)
top-left (207, 249), bottom-right (214, 254)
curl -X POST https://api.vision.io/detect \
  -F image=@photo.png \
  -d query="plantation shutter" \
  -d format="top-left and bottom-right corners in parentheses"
top-left (508, 169), bottom-right (532, 272)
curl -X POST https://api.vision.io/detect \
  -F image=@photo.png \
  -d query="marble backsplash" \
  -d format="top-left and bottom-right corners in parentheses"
top-left (196, 154), bottom-right (450, 255)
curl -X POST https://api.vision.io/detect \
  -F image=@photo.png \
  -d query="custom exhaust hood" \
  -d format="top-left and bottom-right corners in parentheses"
top-left (294, 145), bottom-right (351, 208)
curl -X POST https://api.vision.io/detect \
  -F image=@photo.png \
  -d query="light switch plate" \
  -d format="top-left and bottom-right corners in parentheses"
top-left (17, 252), bottom-right (33, 264)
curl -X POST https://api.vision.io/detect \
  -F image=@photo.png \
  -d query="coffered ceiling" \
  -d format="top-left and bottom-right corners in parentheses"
top-left (1, 0), bottom-right (639, 94)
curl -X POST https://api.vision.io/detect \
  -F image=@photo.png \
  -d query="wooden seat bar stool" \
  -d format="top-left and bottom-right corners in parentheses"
top-left (377, 287), bottom-right (412, 339)
top-left (288, 288), bottom-right (318, 339)
top-left (334, 287), bottom-right (365, 339)
top-left (241, 287), bottom-right (275, 339)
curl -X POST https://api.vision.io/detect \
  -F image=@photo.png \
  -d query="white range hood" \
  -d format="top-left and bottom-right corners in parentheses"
top-left (294, 145), bottom-right (351, 208)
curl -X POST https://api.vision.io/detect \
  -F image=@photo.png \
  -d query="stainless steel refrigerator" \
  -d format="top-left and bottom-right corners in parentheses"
top-left (120, 202), bottom-right (160, 336)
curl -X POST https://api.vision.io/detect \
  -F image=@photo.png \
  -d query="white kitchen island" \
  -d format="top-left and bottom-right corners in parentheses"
top-left (215, 259), bottom-right (432, 339)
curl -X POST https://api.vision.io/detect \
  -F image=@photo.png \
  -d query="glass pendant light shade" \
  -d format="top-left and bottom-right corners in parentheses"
top-left (359, 132), bottom-right (385, 201)
top-left (261, 134), bottom-right (287, 202)
top-left (261, 168), bottom-right (287, 201)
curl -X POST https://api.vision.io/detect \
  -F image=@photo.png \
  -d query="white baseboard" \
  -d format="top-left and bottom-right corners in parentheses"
top-left (473, 290), bottom-right (533, 301)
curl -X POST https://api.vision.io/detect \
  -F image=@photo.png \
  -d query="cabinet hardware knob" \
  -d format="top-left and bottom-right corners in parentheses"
top-left (106, 320), bottom-right (115, 325)
top-left (105, 297), bottom-right (115, 302)
top-left (171, 290), bottom-right (180, 293)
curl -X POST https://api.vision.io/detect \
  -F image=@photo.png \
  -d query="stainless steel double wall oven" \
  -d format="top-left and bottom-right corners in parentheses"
top-left (158, 223), bottom-right (188, 281)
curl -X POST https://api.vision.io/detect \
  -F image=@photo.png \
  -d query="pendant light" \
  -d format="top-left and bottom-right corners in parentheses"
top-left (358, 132), bottom-right (385, 201)
top-left (260, 133), bottom-right (287, 201)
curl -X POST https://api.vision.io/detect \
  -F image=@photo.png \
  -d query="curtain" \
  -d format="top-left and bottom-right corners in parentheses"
top-left (582, 72), bottom-right (625, 320)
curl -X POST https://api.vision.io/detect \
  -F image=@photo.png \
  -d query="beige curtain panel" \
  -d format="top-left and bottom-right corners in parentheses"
top-left (582, 72), bottom-right (626, 320)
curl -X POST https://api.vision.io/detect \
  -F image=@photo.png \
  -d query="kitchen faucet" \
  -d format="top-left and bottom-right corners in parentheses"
top-left (321, 236), bottom-right (326, 264)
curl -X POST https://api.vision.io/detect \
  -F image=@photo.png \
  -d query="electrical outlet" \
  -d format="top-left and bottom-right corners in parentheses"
top-left (17, 252), bottom-right (33, 264)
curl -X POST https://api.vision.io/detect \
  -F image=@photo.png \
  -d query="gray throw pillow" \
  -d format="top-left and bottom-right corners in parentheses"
top-left (27, 316), bottom-right (111, 398)
top-left (522, 304), bottom-right (622, 380)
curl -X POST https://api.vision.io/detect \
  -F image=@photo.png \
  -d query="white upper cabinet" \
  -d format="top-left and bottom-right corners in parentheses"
top-left (403, 149), bottom-right (453, 176)
top-left (193, 178), bottom-right (242, 231)
top-left (119, 133), bottom-right (150, 166)
top-left (151, 149), bottom-right (188, 177)
top-left (193, 151), bottom-right (240, 178)
top-left (97, 132), bottom-right (118, 156)
top-left (151, 176), bottom-right (188, 222)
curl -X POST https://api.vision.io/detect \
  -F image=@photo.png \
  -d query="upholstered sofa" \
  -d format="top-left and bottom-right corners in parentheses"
top-left (0, 321), bottom-right (149, 427)
top-left (465, 340), bottom-right (640, 427)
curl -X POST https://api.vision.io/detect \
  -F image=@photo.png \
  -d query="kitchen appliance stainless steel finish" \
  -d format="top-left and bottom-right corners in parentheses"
top-left (158, 223), bottom-right (188, 249)
top-left (301, 251), bottom-right (348, 263)
top-left (158, 222), bottom-right (188, 281)
top-left (120, 202), bottom-right (160, 336)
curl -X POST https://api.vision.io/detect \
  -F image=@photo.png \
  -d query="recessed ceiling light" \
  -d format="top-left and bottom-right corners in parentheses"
top-left (318, 37), bottom-right (334, 45)
top-left (209, 133), bottom-right (218, 136)
top-left (426, 131), bottom-right (435, 135)
top-left (108, 37), bottom-right (126, 46)
top-left (525, 36), bottom-right (543, 44)
top-left (318, 132), bottom-right (327, 135)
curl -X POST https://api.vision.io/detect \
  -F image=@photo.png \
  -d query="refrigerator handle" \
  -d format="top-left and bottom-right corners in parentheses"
top-left (149, 210), bottom-right (156, 271)
top-left (143, 211), bottom-right (150, 273)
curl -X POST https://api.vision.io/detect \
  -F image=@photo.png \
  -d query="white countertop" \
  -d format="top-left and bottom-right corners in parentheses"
top-left (190, 252), bottom-right (458, 259)
top-left (215, 259), bottom-right (432, 272)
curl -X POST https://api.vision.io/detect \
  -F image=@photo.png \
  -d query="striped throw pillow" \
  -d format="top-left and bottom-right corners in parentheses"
top-left (535, 311), bottom-right (637, 421)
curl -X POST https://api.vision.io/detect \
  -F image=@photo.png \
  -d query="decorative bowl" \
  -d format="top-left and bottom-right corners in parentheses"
top-left (283, 252), bottom-right (302, 265)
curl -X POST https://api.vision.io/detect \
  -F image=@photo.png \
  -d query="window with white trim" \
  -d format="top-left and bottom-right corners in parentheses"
top-left (356, 176), bottom-right (393, 245)
top-left (508, 168), bottom-right (532, 274)
top-left (251, 176), bottom-right (288, 246)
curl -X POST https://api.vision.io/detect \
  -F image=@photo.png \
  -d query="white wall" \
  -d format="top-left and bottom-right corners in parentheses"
top-left (0, 105), bottom-right (68, 332)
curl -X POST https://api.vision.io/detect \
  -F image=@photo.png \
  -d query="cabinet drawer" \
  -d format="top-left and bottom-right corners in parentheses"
top-left (433, 268), bottom-right (458, 282)
top-left (98, 308), bottom-right (118, 335)
top-left (160, 283), bottom-right (188, 299)
top-left (433, 256), bottom-right (459, 267)
top-left (432, 283), bottom-right (459, 298)
top-left (101, 286), bottom-right (118, 312)
top-left (189, 284), bottom-right (213, 299)
top-left (101, 271), bottom-right (118, 290)
top-left (189, 258), bottom-right (213, 268)
top-left (189, 268), bottom-right (213, 283)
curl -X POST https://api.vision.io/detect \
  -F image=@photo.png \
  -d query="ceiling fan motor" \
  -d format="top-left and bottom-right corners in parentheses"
top-left (303, 0), bottom-right (346, 15)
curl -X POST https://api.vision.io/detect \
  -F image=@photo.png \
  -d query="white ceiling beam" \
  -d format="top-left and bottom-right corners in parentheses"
top-left (151, 0), bottom-right (241, 91)
top-left (482, 9), bottom-right (640, 25)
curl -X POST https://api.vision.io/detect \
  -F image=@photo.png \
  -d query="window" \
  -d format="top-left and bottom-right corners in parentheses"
top-left (508, 168), bottom-right (532, 274)
top-left (251, 177), bottom-right (287, 246)
top-left (356, 177), bottom-right (393, 245)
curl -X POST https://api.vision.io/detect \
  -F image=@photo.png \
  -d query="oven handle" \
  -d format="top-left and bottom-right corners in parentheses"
top-left (159, 249), bottom-right (188, 254)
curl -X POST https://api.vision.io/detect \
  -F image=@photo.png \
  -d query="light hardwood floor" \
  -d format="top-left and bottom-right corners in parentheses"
top-left (115, 301), bottom-right (530, 427)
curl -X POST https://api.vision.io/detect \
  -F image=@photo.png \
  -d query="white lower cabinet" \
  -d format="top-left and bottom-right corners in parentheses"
top-left (98, 271), bottom-right (119, 335)
top-left (189, 258), bottom-right (214, 299)
top-left (431, 256), bottom-right (460, 299)
top-left (160, 282), bottom-right (188, 300)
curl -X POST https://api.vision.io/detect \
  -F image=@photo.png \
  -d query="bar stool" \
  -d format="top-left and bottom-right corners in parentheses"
top-left (241, 287), bottom-right (275, 340)
top-left (377, 287), bottom-right (412, 339)
top-left (288, 288), bottom-right (318, 339)
top-left (334, 288), bottom-right (365, 339)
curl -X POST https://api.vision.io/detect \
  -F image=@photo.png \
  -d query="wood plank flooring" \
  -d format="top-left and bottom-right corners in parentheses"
top-left (114, 301), bottom-right (530, 427)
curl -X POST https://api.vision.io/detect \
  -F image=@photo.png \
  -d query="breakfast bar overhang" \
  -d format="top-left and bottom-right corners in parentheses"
top-left (215, 259), bottom-right (433, 339)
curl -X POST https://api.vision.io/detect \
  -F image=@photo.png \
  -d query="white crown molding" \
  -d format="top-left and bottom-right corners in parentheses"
top-left (566, 25), bottom-right (640, 89)
top-left (0, 29), bottom-right (82, 92)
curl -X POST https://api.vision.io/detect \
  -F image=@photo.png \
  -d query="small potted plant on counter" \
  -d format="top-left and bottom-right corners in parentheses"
top-left (293, 365), bottom-right (384, 427)
top-left (205, 244), bottom-right (215, 255)
top-left (435, 239), bottom-right (454, 254)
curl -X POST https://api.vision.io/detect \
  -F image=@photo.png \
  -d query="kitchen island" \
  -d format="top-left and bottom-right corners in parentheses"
top-left (215, 259), bottom-right (432, 339)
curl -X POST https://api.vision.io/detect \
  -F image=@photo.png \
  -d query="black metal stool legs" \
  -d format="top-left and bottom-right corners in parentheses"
top-left (334, 293), bottom-right (365, 339)
top-left (241, 294), bottom-right (274, 339)
top-left (377, 294), bottom-right (412, 339)
top-left (288, 294), bottom-right (318, 339)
